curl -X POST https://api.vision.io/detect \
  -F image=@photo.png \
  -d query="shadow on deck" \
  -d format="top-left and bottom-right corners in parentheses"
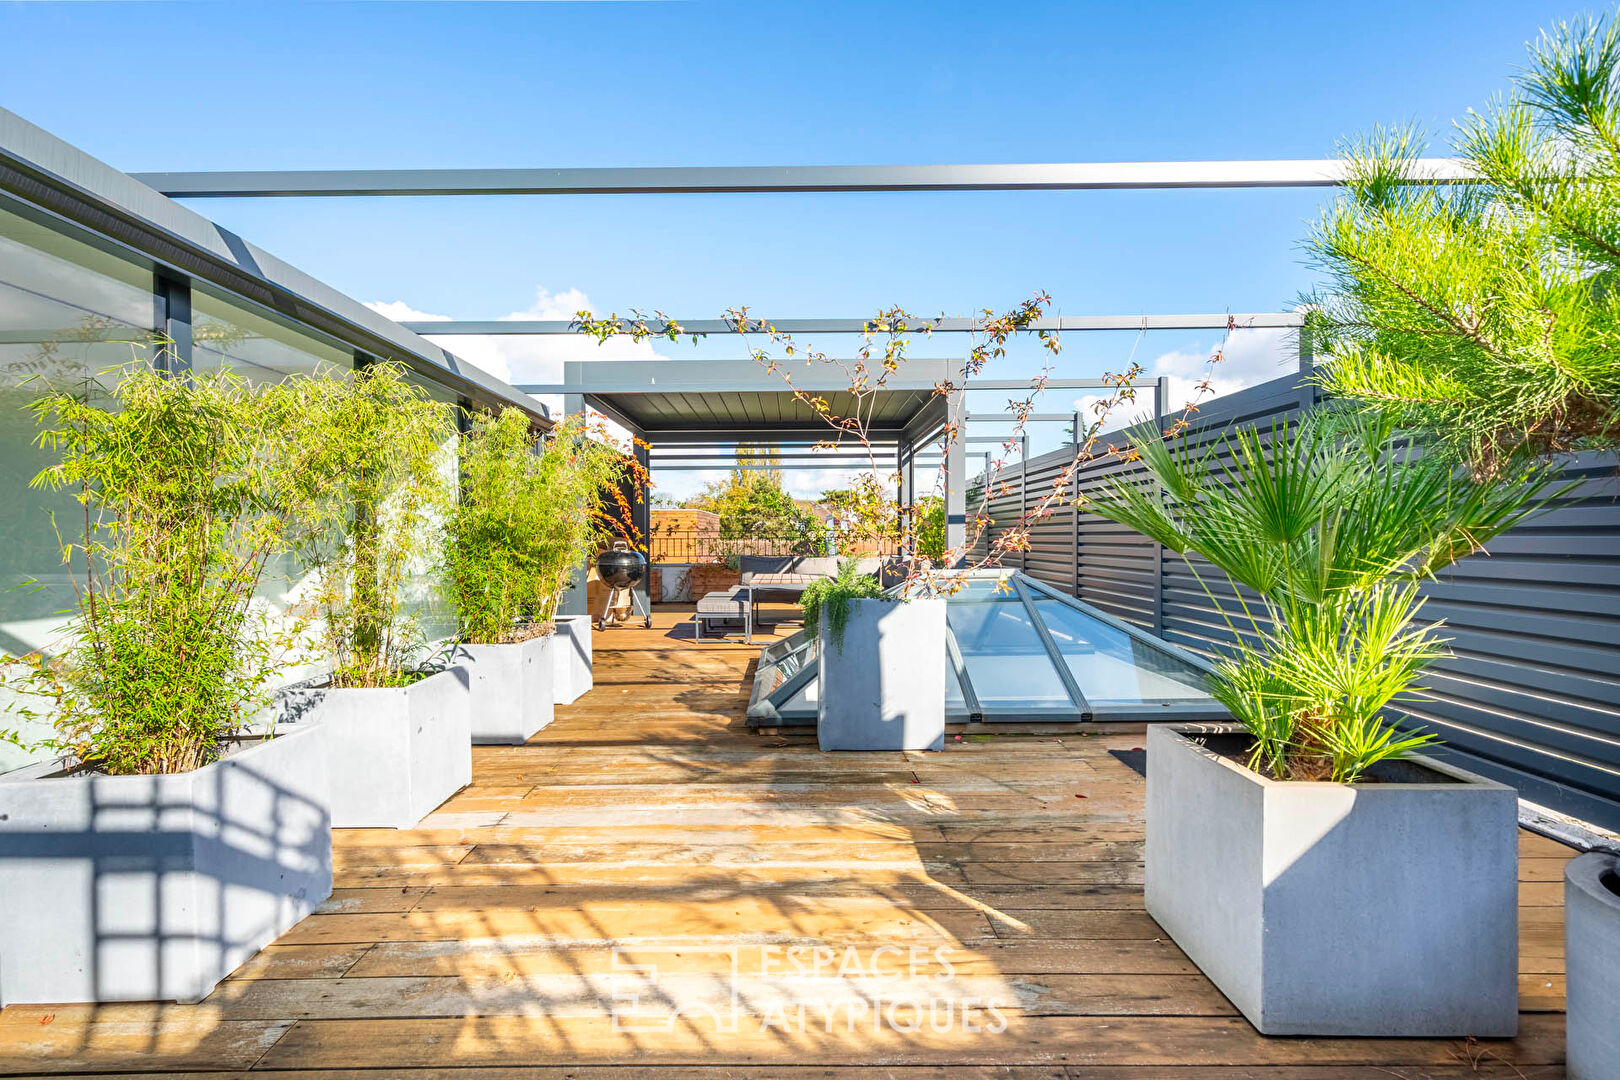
top-left (0, 606), bottom-right (1574, 1077)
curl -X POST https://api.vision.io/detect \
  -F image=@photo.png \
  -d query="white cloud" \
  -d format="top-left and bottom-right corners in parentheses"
top-left (1150, 326), bottom-right (1294, 415)
top-left (366, 286), bottom-right (675, 410)
top-left (784, 468), bottom-right (867, 500)
top-left (1069, 326), bottom-right (1296, 433)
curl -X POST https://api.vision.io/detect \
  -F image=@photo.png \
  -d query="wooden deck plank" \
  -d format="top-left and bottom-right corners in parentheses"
top-left (0, 608), bottom-right (1580, 1076)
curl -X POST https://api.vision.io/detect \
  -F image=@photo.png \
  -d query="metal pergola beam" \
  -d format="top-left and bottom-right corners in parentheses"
top-left (133, 159), bottom-right (1472, 198)
top-left (639, 428), bottom-right (906, 444)
top-left (424, 313), bottom-right (1302, 337)
top-left (518, 357), bottom-right (956, 396)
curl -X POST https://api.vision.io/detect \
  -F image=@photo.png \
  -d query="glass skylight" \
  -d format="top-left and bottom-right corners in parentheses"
top-left (747, 570), bottom-right (1230, 726)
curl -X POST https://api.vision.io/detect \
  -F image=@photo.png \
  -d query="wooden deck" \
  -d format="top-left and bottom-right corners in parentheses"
top-left (0, 607), bottom-right (1576, 1077)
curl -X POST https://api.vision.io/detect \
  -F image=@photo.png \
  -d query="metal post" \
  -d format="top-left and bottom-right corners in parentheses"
top-left (1297, 320), bottom-right (1315, 414)
top-left (154, 272), bottom-right (192, 378)
top-left (559, 393), bottom-right (590, 618)
top-left (944, 388), bottom-right (967, 562)
top-left (1071, 410), bottom-right (1082, 598)
top-left (633, 435), bottom-right (651, 619)
top-left (895, 441), bottom-right (911, 554)
top-left (1151, 377), bottom-right (1170, 635)
top-left (1019, 433), bottom-right (1029, 572)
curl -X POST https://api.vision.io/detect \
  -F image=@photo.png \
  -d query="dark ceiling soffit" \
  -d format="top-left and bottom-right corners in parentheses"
top-left (634, 427), bottom-right (909, 444)
top-left (132, 159), bottom-right (1474, 198)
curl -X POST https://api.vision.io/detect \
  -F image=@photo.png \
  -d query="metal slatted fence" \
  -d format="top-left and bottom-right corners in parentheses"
top-left (971, 373), bottom-right (1620, 831)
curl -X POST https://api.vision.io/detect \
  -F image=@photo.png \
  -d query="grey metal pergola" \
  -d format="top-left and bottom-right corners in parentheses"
top-left (135, 154), bottom-right (1336, 617)
top-left (428, 314), bottom-right (1304, 617)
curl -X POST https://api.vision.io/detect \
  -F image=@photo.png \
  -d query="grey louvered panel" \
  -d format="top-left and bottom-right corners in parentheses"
top-left (978, 371), bottom-right (1620, 830)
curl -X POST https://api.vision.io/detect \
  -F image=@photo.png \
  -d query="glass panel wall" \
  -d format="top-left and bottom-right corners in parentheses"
top-left (400, 368), bottom-right (462, 652)
top-left (0, 199), bottom-right (157, 770)
top-left (192, 284), bottom-right (351, 382)
top-left (189, 288), bottom-right (357, 691)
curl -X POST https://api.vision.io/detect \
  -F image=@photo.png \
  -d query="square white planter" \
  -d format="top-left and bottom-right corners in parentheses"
top-left (450, 634), bottom-right (557, 744)
top-left (817, 596), bottom-right (945, 752)
top-left (283, 669), bottom-right (471, 829)
top-left (1145, 724), bottom-right (1519, 1036)
top-left (553, 615), bottom-right (594, 705)
top-left (1565, 851), bottom-right (1620, 1080)
top-left (0, 726), bottom-right (333, 1006)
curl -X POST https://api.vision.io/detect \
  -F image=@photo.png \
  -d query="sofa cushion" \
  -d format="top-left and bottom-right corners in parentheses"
top-left (738, 555), bottom-right (793, 582)
top-left (695, 587), bottom-right (749, 616)
top-left (738, 554), bottom-right (842, 582)
top-left (790, 556), bottom-right (842, 579)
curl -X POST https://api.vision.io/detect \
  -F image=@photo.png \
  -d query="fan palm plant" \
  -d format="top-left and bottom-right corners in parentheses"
top-left (1087, 412), bottom-right (1554, 782)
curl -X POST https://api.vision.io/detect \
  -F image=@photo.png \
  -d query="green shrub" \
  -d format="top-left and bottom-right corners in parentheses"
top-left (800, 558), bottom-right (886, 653)
top-left (4, 366), bottom-right (330, 774)
top-left (528, 414), bottom-right (644, 621)
top-left (288, 362), bottom-right (454, 688)
top-left (914, 496), bottom-right (945, 562)
top-left (1307, 15), bottom-right (1620, 476)
top-left (445, 408), bottom-right (550, 644)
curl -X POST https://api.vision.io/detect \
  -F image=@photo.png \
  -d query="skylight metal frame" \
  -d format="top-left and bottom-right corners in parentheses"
top-left (745, 570), bottom-right (1229, 727)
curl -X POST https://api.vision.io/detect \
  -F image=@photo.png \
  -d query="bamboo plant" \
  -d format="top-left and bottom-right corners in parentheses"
top-left (444, 407), bottom-right (556, 644)
top-left (528, 413), bottom-right (648, 623)
top-left (289, 361), bottom-right (455, 688)
top-left (2, 366), bottom-right (334, 773)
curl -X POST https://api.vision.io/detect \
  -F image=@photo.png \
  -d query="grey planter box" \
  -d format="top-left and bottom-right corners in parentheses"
top-left (1566, 851), bottom-right (1620, 1080)
top-left (817, 596), bottom-right (945, 752)
top-left (449, 634), bottom-right (557, 744)
top-left (1145, 724), bottom-right (1519, 1036)
top-left (553, 615), bottom-right (594, 705)
top-left (0, 726), bottom-right (332, 1006)
top-left (283, 669), bottom-right (471, 829)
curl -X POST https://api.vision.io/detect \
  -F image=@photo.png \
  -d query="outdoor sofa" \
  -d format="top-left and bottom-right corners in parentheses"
top-left (694, 555), bottom-right (894, 642)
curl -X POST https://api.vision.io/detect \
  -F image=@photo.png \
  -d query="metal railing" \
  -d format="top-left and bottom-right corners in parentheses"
top-left (648, 527), bottom-right (899, 565)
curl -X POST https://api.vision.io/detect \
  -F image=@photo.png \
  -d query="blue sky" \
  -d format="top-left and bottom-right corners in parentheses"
top-left (0, 0), bottom-right (1585, 495)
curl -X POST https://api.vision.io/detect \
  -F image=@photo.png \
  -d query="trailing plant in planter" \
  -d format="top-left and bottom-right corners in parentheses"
top-left (2, 366), bottom-right (327, 774)
top-left (799, 558), bottom-right (886, 653)
top-left (1087, 411), bottom-right (1554, 783)
top-left (289, 361), bottom-right (454, 687)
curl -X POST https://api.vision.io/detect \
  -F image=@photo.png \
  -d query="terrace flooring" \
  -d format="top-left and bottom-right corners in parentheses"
top-left (0, 605), bottom-right (1576, 1078)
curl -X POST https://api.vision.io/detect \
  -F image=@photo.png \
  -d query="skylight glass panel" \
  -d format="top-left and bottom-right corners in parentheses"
top-left (946, 598), bottom-right (1076, 711)
top-left (1031, 599), bottom-right (1213, 707)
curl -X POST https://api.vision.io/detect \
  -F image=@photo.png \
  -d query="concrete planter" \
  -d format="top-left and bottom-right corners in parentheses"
top-left (553, 615), bottom-right (594, 705)
top-left (449, 634), bottom-right (557, 744)
top-left (284, 669), bottom-right (471, 829)
top-left (1566, 851), bottom-right (1620, 1080)
top-left (817, 597), bottom-right (945, 752)
top-left (1145, 724), bottom-right (1519, 1036)
top-left (0, 726), bottom-right (332, 1006)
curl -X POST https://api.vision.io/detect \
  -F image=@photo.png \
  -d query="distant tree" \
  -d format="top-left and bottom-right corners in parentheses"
top-left (732, 442), bottom-right (783, 488)
top-left (1308, 13), bottom-right (1620, 476)
top-left (689, 470), bottom-right (816, 539)
top-left (913, 496), bottom-right (946, 562)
